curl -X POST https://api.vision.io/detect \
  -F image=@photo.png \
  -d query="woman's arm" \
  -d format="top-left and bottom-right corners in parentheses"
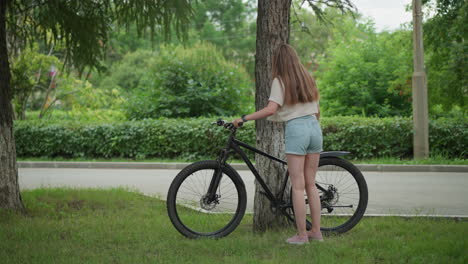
top-left (233, 101), bottom-right (280, 127)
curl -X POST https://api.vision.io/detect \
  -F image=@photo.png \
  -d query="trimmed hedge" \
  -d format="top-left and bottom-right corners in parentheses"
top-left (14, 117), bottom-right (467, 159)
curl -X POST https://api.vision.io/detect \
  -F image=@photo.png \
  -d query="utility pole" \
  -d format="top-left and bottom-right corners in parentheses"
top-left (412, 0), bottom-right (429, 159)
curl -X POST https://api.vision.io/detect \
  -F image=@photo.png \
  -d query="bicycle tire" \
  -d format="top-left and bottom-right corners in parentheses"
top-left (167, 160), bottom-right (247, 238)
top-left (287, 157), bottom-right (368, 234)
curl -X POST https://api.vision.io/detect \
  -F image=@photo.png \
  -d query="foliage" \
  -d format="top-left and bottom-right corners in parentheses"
top-left (13, 117), bottom-right (255, 160)
top-left (190, 0), bottom-right (257, 75)
top-left (123, 43), bottom-right (254, 119)
top-left (10, 46), bottom-right (61, 119)
top-left (316, 21), bottom-right (413, 117)
top-left (25, 109), bottom-right (126, 122)
top-left (424, 0), bottom-right (467, 111)
top-left (57, 79), bottom-right (125, 111)
top-left (95, 50), bottom-right (155, 91)
top-left (429, 104), bottom-right (466, 119)
top-left (300, 0), bottom-right (356, 23)
top-left (90, 0), bottom-right (257, 78)
top-left (289, 7), bottom-right (338, 70)
top-left (14, 117), bottom-right (467, 160)
top-left (289, 8), bottom-right (369, 72)
top-left (291, 1), bottom-right (465, 118)
top-left (105, 24), bottom-right (155, 64)
top-left (322, 116), bottom-right (466, 159)
top-left (7, 0), bottom-right (194, 73)
top-left (8, 45), bottom-right (122, 119)
top-left (10, 46), bottom-right (124, 119)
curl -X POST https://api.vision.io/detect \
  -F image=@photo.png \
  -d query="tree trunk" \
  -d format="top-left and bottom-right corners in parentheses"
top-left (253, 0), bottom-right (291, 232)
top-left (0, 0), bottom-right (24, 211)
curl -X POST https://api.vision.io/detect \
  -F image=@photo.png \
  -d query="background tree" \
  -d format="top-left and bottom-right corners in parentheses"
top-left (423, 0), bottom-right (467, 112)
top-left (289, 6), bottom-right (339, 69)
top-left (316, 24), bottom-right (413, 117)
top-left (0, 0), bottom-right (193, 210)
top-left (98, 0), bottom-right (257, 73)
top-left (192, 0), bottom-right (257, 75)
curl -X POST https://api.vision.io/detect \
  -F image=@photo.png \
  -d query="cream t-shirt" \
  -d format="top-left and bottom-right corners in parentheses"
top-left (267, 78), bottom-right (319, 122)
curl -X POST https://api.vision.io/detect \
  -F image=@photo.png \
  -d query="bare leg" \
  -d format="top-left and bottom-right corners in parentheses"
top-left (304, 153), bottom-right (321, 234)
top-left (286, 154), bottom-right (307, 237)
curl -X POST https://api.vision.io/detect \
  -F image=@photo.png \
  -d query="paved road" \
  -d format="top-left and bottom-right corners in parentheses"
top-left (18, 168), bottom-right (468, 216)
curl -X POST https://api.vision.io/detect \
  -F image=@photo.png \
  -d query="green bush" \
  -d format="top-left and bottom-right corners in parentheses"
top-left (25, 109), bottom-right (126, 122)
top-left (96, 50), bottom-right (155, 91)
top-left (14, 118), bottom-right (255, 159)
top-left (123, 43), bottom-right (254, 119)
top-left (14, 117), bottom-right (467, 160)
top-left (320, 117), bottom-right (413, 159)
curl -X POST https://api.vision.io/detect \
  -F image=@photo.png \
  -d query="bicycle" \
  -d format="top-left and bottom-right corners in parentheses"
top-left (167, 119), bottom-right (368, 239)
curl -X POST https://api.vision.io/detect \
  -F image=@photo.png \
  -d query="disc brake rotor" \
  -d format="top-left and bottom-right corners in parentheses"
top-left (200, 194), bottom-right (219, 210)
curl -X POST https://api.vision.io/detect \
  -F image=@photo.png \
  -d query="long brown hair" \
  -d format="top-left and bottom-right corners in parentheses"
top-left (271, 44), bottom-right (319, 105)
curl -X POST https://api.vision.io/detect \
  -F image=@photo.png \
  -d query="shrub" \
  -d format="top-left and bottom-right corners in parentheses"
top-left (14, 117), bottom-right (467, 160)
top-left (123, 43), bottom-right (254, 119)
top-left (96, 50), bottom-right (155, 92)
top-left (25, 109), bottom-right (126, 122)
top-left (320, 116), bottom-right (414, 159)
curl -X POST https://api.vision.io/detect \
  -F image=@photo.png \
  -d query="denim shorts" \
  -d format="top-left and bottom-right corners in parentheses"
top-left (285, 115), bottom-right (323, 155)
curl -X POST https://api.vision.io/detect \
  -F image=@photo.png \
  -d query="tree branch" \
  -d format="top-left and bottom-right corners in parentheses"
top-left (302, 0), bottom-right (357, 22)
top-left (9, 1), bottom-right (47, 16)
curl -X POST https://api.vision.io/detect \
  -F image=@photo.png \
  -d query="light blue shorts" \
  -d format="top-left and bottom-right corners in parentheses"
top-left (285, 115), bottom-right (323, 155)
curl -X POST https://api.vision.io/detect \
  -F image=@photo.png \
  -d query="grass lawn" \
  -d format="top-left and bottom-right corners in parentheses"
top-left (1, 188), bottom-right (467, 264)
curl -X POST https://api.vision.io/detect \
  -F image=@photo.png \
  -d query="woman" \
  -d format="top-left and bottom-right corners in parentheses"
top-left (233, 44), bottom-right (323, 245)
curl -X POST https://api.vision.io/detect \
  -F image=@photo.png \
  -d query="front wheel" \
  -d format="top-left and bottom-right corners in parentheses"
top-left (167, 160), bottom-right (247, 238)
top-left (287, 157), bottom-right (368, 234)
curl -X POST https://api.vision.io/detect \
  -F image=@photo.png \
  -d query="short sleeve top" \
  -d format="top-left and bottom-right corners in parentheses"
top-left (267, 78), bottom-right (319, 122)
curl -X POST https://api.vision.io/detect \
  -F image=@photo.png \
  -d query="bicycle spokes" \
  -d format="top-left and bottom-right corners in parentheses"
top-left (174, 168), bottom-right (242, 235)
top-left (316, 164), bottom-right (363, 231)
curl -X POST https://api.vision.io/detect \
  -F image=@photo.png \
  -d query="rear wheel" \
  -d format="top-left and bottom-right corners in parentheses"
top-left (287, 157), bottom-right (368, 234)
top-left (167, 160), bottom-right (247, 238)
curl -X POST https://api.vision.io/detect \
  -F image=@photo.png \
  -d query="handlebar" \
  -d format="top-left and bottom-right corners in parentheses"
top-left (212, 119), bottom-right (243, 129)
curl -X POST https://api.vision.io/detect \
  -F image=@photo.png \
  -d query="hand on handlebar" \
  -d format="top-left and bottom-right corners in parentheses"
top-left (232, 118), bottom-right (244, 128)
top-left (213, 118), bottom-right (243, 129)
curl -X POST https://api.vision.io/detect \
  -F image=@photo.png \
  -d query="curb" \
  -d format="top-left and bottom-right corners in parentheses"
top-left (18, 161), bottom-right (468, 172)
top-left (363, 214), bottom-right (468, 221)
top-left (355, 164), bottom-right (468, 173)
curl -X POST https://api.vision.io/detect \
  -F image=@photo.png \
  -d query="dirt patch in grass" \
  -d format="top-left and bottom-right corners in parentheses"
top-left (66, 199), bottom-right (85, 210)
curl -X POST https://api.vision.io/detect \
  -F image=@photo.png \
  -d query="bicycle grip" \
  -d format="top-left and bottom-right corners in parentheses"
top-left (216, 119), bottom-right (225, 126)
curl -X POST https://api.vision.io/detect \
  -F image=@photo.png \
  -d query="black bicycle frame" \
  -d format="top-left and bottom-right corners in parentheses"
top-left (206, 129), bottom-right (327, 208)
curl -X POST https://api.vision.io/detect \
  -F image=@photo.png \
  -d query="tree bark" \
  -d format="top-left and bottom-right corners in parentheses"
top-left (253, 0), bottom-right (291, 232)
top-left (0, 0), bottom-right (24, 211)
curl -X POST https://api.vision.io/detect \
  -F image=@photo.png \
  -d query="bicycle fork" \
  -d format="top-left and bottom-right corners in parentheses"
top-left (204, 167), bottom-right (223, 205)
top-left (204, 136), bottom-right (233, 204)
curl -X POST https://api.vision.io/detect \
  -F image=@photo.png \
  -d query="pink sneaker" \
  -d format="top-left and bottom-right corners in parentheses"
top-left (307, 231), bottom-right (324, 242)
top-left (286, 234), bottom-right (309, 245)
